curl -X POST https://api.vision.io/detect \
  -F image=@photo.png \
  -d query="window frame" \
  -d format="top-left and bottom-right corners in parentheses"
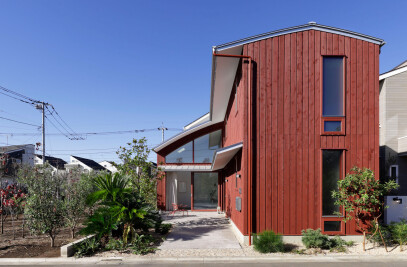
top-left (321, 55), bottom-right (346, 136)
top-left (320, 149), bottom-right (346, 235)
top-left (390, 164), bottom-right (399, 185)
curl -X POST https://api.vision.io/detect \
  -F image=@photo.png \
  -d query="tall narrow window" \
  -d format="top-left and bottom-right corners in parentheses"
top-left (322, 57), bottom-right (345, 135)
top-left (322, 150), bottom-right (344, 234)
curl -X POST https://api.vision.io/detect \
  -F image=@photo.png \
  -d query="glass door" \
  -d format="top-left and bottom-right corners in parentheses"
top-left (193, 173), bottom-right (218, 210)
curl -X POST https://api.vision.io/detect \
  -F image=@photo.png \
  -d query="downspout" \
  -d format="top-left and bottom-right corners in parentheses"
top-left (212, 52), bottom-right (253, 245)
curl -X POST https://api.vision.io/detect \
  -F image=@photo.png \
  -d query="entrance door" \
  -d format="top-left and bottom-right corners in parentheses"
top-left (193, 172), bottom-right (218, 210)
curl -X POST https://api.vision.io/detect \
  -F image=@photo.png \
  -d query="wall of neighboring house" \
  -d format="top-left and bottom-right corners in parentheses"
top-left (243, 30), bottom-right (380, 235)
top-left (380, 70), bottom-right (407, 195)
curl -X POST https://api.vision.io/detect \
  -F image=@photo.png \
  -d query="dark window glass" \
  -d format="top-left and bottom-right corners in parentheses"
top-left (324, 121), bottom-right (342, 132)
top-left (322, 150), bottom-right (341, 216)
top-left (165, 141), bottom-right (193, 163)
top-left (324, 221), bottom-right (341, 232)
top-left (323, 57), bottom-right (344, 116)
top-left (194, 130), bottom-right (222, 163)
top-left (391, 166), bottom-right (397, 178)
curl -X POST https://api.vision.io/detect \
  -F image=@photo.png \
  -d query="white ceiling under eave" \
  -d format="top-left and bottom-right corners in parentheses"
top-left (210, 45), bottom-right (243, 123)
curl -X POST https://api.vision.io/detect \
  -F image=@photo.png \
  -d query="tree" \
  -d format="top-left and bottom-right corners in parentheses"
top-left (332, 167), bottom-right (399, 251)
top-left (18, 164), bottom-right (66, 247)
top-left (116, 138), bottom-right (163, 207)
top-left (63, 168), bottom-right (95, 238)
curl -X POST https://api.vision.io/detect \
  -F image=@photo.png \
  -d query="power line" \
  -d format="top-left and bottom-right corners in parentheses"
top-left (0, 85), bottom-right (39, 105)
top-left (45, 106), bottom-right (83, 140)
top-left (0, 128), bottom-right (182, 136)
top-left (0, 116), bottom-right (41, 127)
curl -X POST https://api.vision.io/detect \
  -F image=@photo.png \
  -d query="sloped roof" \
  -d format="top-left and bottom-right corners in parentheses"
top-left (72, 155), bottom-right (106, 171)
top-left (380, 60), bottom-right (407, 81)
top-left (36, 155), bottom-right (67, 169)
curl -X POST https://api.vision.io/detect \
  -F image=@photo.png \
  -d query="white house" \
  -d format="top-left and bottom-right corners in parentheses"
top-left (65, 155), bottom-right (107, 173)
top-left (99, 161), bottom-right (118, 173)
top-left (34, 154), bottom-right (67, 173)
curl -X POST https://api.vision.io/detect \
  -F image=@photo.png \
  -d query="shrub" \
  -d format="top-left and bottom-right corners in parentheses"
top-left (390, 220), bottom-right (407, 251)
top-left (253, 230), bottom-right (284, 253)
top-left (301, 229), bottom-right (331, 249)
top-left (74, 237), bottom-right (100, 258)
top-left (105, 238), bottom-right (125, 251)
top-left (329, 236), bottom-right (354, 252)
top-left (130, 233), bottom-right (156, 255)
top-left (156, 223), bottom-right (172, 235)
top-left (367, 223), bottom-right (392, 246)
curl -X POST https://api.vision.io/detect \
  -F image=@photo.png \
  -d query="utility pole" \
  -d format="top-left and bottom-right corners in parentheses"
top-left (157, 124), bottom-right (168, 142)
top-left (36, 102), bottom-right (47, 164)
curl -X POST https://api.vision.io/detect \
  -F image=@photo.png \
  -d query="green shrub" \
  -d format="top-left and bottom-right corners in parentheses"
top-left (390, 220), bottom-right (407, 251)
top-left (253, 230), bottom-right (285, 253)
top-left (105, 238), bottom-right (125, 251)
top-left (367, 223), bottom-right (392, 246)
top-left (329, 236), bottom-right (354, 252)
top-left (130, 234), bottom-right (156, 255)
top-left (301, 229), bottom-right (331, 249)
top-left (155, 223), bottom-right (172, 235)
top-left (74, 237), bottom-right (100, 258)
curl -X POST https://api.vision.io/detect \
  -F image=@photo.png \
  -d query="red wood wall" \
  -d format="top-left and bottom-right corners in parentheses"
top-left (243, 30), bottom-right (380, 235)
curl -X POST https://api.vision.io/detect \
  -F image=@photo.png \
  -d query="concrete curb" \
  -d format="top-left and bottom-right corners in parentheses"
top-left (60, 234), bottom-right (95, 257)
top-left (2, 254), bottom-right (407, 265)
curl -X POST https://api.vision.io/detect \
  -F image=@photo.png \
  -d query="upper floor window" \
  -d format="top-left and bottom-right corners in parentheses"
top-left (323, 57), bottom-right (344, 117)
top-left (322, 56), bottom-right (345, 135)
top-left (165, 129), bottom-right (222, 164)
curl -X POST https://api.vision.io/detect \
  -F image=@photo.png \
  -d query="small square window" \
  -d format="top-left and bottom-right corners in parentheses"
top-left (324, 221), bottom-right (341, 232)
top-left (324, 121), bottom-right (341, 132)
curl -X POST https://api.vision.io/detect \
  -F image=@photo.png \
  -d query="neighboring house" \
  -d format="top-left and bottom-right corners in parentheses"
top-left (65, 155), bottom-right (107, 172)
top-left (34, 155), bottom-right (67, 172)
top-left (154, 22), bottom-right (384, 243)
top-left (0, 144), bottom-right (34, 181)
top-left (379, 60), bottom-right (407, 223)
top-left (99, 161), bottom-right (118, 173)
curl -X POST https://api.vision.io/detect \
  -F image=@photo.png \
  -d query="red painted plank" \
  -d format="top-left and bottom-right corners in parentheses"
top-left (290, 33), bottom-right (297, 233)
top-left (333, 33), bottom-right (339, 54)
top-left (368, 43), bottom-right (375, 169)
top-left (302, 30), bottom-right (309, 232)
top-left (259, 39), bottom-right (266, 232)
top-left (314, 30), bottom-right (321, 229)
top-left (296, 32), bottom-right (303, 233)
top-left (308, 30), bottom-right (315, 228)
top-left (271, 36), bottom-right (279, 231)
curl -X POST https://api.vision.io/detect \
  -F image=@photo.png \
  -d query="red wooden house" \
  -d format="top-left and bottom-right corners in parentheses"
top-left (154, 22), bottom-right (385, 243)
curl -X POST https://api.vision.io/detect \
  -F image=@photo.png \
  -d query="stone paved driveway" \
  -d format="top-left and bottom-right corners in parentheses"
top-left (159, 211), bottom-right (241, 249)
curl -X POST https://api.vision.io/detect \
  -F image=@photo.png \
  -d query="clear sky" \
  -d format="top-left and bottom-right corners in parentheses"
top-left (0, 0), bottom-right (406, 163)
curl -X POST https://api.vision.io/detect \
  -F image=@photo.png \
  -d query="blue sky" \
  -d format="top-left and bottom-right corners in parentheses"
top-left (0, 0), bottom-right (406, 163)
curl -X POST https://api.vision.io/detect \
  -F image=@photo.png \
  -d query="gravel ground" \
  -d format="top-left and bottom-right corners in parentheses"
top-left (95, 212), bottom-right (407, 258)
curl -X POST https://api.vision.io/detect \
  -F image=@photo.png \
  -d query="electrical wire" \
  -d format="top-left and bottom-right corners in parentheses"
top-left (0, 128), bottom-right (182, 136)
top-left (0, 116), bottom-right (41, 127)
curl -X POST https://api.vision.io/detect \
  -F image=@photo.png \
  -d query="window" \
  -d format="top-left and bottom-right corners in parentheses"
top-left (322, 150), bottom-right (344, 234)
top-left (390, 165), bottom-right (399, 185)
top-left (321, 56), bottom-right (345, 135)
top-left (165, 130), bottom-right (222, 164)
top-left (194, 130), bottom-right (222, 163)
top-left (165, 141), bottom-right (193, 163)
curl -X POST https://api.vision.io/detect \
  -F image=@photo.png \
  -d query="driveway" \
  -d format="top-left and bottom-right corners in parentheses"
top-left (159, 211), bottom-right (241, 249)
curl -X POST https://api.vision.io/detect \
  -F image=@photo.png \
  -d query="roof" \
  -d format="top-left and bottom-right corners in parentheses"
top-left (214, 22), bottom-right (385, 53)
top-left (36, 155), bottom-right (67, 169)
top-left (380, 60), bottom-right (407, 81)
top-left (184, 113), bottom-right (210, 130)
top-left (72, 155), bottom-right (106, 171)
top-left (0, 144), bottom-right (33, 154)
top-left (211, 142), bottom-right (243, 171)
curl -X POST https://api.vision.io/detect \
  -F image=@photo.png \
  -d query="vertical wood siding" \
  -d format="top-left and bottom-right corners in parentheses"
top-left (244, 30), bottom-right (380, 235)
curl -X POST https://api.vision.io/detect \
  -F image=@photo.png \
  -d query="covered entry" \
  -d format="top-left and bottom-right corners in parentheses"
top-left (165, 170), bottom-right (220, 211)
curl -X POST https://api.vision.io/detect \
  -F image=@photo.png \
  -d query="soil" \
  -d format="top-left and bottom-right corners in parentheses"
top-left (0, 215), bottom-right (82, 258)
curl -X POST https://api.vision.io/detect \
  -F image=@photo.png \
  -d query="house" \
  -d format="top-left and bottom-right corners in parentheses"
top-left (379, 60), bottom-right (407, 223)
top-left (0, 144), bottom-right (34, 182)
top-left (34, 155), bottom-right (67, 172)
top-left (64, 155), bottom-right (107, 172)
top-left (154, 22), bottom-right (384, 243)
top-left (99, 161), bottom-right (118, 173)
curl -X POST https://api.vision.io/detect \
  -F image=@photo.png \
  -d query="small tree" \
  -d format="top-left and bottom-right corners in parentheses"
top-left (63, 168), bottom-right (95, 238)
top-left (18, 164), bottom-right (66, 247)
top-left (116, 138), bottom-right (162, 207)
top-left (332, 167), bottom-right (398, 251)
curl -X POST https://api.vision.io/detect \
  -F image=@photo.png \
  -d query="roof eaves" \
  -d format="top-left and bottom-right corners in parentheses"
top-left (214, 23), bottom-right (385, 52)
top-left (379, 65), bottom-right (407, 81)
